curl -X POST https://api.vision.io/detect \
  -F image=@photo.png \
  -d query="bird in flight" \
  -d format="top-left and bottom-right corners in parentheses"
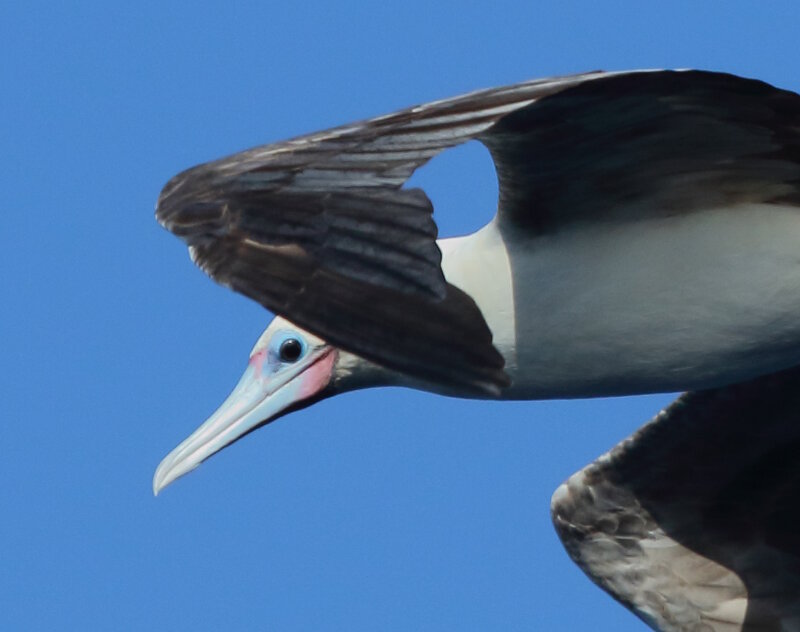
top-left (154, 70), bottom-right (800, 631)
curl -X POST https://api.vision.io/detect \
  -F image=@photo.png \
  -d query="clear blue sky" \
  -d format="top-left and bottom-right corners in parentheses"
top-left (3, 2), bottom-right (799, 630)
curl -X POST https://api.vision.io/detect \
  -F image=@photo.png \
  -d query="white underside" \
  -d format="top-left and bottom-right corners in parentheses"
top-left (440, 204), bottom-right (800, 399)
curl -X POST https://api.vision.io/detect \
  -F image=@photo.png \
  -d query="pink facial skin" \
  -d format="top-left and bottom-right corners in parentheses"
top-left (249, 349), bottom-right (268, 376)
top-left (297, 349), bottom-right (337, 399)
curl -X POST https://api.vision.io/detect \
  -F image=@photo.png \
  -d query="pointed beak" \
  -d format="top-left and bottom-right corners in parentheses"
top-left (153, 347), bottom-right (335, 495)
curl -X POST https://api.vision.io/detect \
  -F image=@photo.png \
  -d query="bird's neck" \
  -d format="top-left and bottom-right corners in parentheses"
top-left (438, 219), bottom-right (519, 388)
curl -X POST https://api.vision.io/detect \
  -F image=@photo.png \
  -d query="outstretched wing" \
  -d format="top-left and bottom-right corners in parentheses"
top-left (156, 70), bottom-right (605, 394)
top-left (485, 70), bottom-right (800, 232)
top-left (156, 69), bottom-right (800, 393)
top-left (551, 366), bottom-right (800, 631)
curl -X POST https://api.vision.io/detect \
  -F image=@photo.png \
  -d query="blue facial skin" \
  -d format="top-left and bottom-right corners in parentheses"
top-left (269, 330), bottom-right (308, 367)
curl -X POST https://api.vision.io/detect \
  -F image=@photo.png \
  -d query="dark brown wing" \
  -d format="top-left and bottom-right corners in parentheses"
top-left (552, 366), bottom-right (800, 631)
top-left (157, 70), bottom-right (800, 393)
top-left (483, 70), bottom-right (800, 233)
top-left (156, 70), bottom-right (607, 394)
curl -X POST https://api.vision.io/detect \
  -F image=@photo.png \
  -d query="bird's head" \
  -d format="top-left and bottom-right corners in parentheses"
top-left (152, 316), bottom-right (392, 495)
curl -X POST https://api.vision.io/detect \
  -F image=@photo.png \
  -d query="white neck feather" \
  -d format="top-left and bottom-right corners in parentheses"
top-left (438, 219), bottom-right (518, 383)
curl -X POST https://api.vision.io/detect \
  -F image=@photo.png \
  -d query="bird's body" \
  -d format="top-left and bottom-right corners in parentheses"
top-left (441, 203), bottom-right (800, 399)
top-left (154, 69), bottom-right (800, 631)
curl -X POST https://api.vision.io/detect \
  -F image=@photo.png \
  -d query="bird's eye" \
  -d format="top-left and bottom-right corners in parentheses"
top-left (278, 338), bottom-right (303, 363)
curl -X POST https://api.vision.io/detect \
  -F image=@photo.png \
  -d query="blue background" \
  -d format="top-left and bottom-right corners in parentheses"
top-left (3, 2), bottom-right (798, 630)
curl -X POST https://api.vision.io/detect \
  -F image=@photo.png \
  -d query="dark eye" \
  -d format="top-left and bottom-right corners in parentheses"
top-left (279, 338), bottom-right (303, 363)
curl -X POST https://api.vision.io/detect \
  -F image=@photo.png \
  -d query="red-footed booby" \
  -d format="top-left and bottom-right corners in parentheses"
top-left (154, 70), bottom-right (800, 631)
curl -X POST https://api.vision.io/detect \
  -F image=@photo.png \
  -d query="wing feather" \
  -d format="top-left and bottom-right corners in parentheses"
top-left (483, 70), bottom-right (800, 232)
top-left (157, 69), bottom-right (800, 392)
top-left (156, 70), bottom-right (609, 392)
top-left (552, 366), bottom-right (800, 631)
